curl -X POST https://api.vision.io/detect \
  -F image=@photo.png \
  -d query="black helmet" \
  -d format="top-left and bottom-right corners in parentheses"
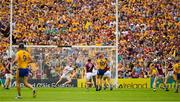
top-left (88, 59), bottom-right (91, 62)
top-left (19, 43), bottom-right (25, 49)
top-left (7, 57), bottom-right (12, 61)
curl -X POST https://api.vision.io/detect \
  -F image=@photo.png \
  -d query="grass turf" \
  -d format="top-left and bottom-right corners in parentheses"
top-left (0, 88), bottom-right (180, 102)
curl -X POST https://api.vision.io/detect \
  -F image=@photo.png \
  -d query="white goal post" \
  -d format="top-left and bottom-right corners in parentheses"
top-left (9, 0), bottom-right (120, 88)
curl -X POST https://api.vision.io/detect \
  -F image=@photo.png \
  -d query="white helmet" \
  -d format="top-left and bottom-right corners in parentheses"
top-left (153, 59), bottom-right (158, 62)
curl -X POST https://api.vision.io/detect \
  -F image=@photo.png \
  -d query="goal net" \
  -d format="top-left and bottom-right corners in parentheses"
top-left (11, 45), bottom-right (117, 88)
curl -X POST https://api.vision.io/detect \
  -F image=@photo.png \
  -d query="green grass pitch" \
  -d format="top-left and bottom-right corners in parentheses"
top-left (0, 88), bottom-right (180, 102)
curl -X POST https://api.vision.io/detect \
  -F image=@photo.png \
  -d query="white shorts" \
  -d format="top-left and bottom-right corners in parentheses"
top-left (61, 74), bottom-right (70, 79)
top-left (92, 69), bottom-right (97, 76)
top-left (5, 74), bottom-right (13, 79)
top-left (166, 71), bottom-right (174, 77)
top-left (104, 71), bottom-right (111, 78)
top-left (86, 72), bottom-right (93, 80)
top-left (155, 74), bottom-right (165, 79)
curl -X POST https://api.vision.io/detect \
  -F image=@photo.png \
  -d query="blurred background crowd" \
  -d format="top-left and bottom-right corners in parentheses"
top-left (118, 0), bottom-right (179, 78)
top-left (0, 0), bottom-right (179, 79)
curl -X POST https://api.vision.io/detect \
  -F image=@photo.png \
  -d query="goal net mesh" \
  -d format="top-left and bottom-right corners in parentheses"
top-left (11, 46), bottom-right (117, 87)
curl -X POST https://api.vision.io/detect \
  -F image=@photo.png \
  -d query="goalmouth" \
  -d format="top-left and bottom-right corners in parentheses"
top-left (11, 45), bottom-right (119, 87)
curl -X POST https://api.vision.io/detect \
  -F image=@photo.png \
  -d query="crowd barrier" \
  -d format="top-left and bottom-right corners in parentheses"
top-left (78, 78), bottom-right (150, 88)
top-left (0, 78), bottom-right (178, 88)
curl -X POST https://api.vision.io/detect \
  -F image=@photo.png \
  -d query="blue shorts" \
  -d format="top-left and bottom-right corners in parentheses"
top-left (18, 68), bottom-right (29, 77)
top-left (97, 69), bottom-right (106, 76)
top-left (177, 74), bottom-right (180, 80)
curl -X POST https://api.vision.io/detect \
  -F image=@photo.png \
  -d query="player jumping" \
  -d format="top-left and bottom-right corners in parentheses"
top-left (14, 43), bottom-right (36, 99)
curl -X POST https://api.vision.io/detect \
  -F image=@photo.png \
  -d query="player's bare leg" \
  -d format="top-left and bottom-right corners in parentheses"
top-left (92, 76), bottom-right (96, 88)
top-left (86, 80), bottom-right (92, 89)
top-left (99, 76), bottom-right (103, 91)
top-left (161, 77), bottom-right (167, 90)
top-left (96, 75), bottom-right (103, 91)
top-left (103, 77), bottom-right (107, 90)
top-left (16, 71), bottom-right (22, 99)
top-left (173, 74), bottom-right (179, 93)
top-left (164, 74), bottom-right (170, 91)
top-left (175, 80), bottom-right (179, 93)
top-left (164, 76), bottom-right (168, 89)
top-left (5, 78), bottom-right (10, 89)
top-left (62, 78), bottom-right (72, 86)
top-left (55, 77), bottom-right (63, 87)
top-left (16, 79), bottom-right (21, 96)
top-left (153, 77), bottom-right (157, 92)
top-left (107, 77), bottom-right (113, 90)
top-left (103, 77), bottom-right (113, 90)
top-left (24, 77), bottom-right (36, 97)
top-left (96, 75), bottom-right (100, 91)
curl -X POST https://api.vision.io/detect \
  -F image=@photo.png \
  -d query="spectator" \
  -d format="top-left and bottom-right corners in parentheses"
top-left (0, 0), bottom-right (179, 79)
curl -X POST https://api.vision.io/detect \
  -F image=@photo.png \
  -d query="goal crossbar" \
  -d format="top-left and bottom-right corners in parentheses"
top-left (12, 45), bottom-right (116, 48)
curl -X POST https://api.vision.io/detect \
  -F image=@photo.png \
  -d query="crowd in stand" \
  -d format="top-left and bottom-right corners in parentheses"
top-left (12, 0), bottom-right (115, 46)
top-left (0, 0), bottom-right (10, 57)
top-left (118, 0), bottom-right (179, 78)
top-left (0, 0), bottom-right (179, 78)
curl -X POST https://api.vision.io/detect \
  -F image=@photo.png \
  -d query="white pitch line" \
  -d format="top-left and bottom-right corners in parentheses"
top-left (1, 99), bottom-right (179, 102)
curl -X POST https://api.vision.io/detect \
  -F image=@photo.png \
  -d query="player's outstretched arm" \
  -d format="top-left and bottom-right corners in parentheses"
top-left (28, 54), bottom-right (33, 64)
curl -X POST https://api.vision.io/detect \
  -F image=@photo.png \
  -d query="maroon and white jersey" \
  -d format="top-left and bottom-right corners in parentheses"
top-left (167, 62), bottom-right (173, 71)
top-left (85, 62), bottom-right (94, 73)
top-left (155, 64), bottom-right (164, 75)
top-left (5, 61), bottom-right (11, 74)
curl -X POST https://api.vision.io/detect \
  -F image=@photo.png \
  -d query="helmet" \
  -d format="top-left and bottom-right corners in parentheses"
top-left (153, 59), bottom-right (158, 62)
top-left (19, 43), bottom-right (25, 49)
top-left (88, 59), bottom-right (91, 62)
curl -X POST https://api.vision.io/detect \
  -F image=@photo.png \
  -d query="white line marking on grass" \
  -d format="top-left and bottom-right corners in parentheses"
top-left (2, 99), bottom-right (180, 102)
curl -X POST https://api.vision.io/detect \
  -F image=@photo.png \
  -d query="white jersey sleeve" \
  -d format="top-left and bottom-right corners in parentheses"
top-left (63, 66), bottom-right (73, 75)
